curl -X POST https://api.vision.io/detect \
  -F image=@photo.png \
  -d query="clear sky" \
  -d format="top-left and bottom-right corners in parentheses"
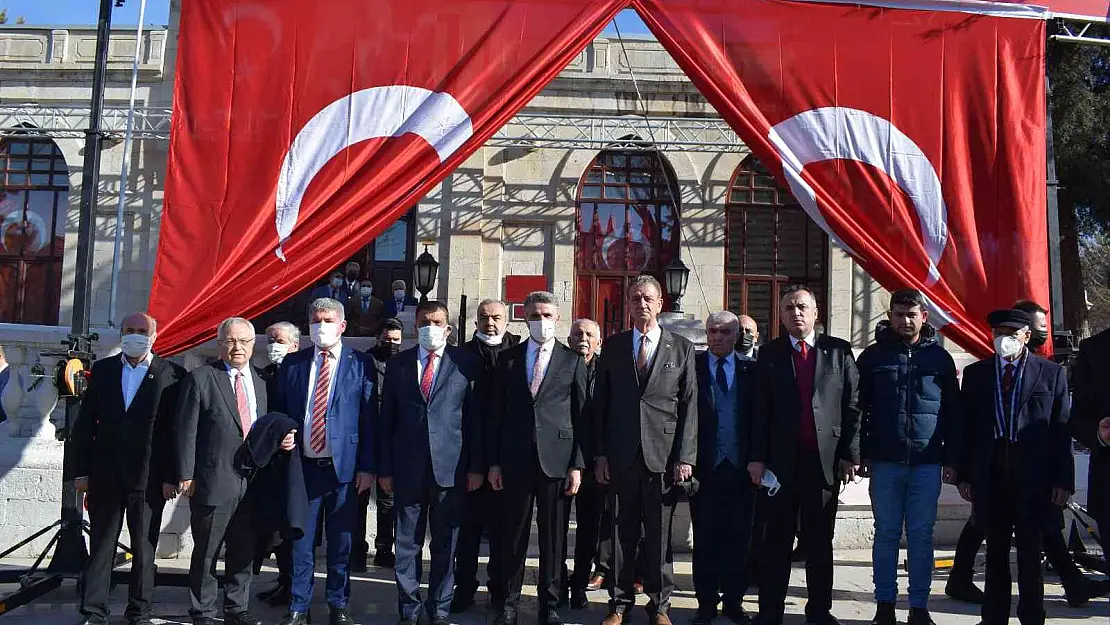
top-left (3, 2), bottom-right (651, 35)
top-left (2, 0), bottom-right (171, 26)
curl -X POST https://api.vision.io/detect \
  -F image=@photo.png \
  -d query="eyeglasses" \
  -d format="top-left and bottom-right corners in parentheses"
top-left (221, 338), bottom-right (255, 348)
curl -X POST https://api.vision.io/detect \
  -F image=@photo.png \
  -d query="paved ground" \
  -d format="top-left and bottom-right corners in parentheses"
top-left (0, 549), bottom-right (1106, 624)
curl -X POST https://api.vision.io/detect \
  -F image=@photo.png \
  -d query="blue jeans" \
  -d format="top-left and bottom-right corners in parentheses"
top-left (290, 460), bottom-right (357, 612)
top-left (869, 462), bottom-right (941, 608)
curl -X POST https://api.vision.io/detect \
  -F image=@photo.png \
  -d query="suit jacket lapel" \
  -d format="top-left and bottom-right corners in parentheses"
top-left (1016, 355), bottom-right (1041, 414)
top-left (126, 356), bottom-right (162, 417)
top-left (697, 353), bottom-right (715, 412)
top-left (214, 362), bottom-right (244, 435)
top-left (535, 342), bottom-right (563, 398)
top-left (431, 349), bottom-right (457, 401)
top-left (253, 365), bottom-right (268, 417)
top-left (329, 347), bottom-right (352, 413)
top-left (104, 357), bottom-right (126, 417)
top-left (643, 329), bottom-right (670, 386)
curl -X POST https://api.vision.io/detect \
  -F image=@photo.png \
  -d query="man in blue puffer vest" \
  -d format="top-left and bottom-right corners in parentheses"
top-left (857, 289), bottom-right (962, 625)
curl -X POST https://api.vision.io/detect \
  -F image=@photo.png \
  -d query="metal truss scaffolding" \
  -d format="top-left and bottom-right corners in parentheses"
top-left (0, 105), bottom-right (747, 153)
top-left (1051, 17), bottom-right (1110, 47)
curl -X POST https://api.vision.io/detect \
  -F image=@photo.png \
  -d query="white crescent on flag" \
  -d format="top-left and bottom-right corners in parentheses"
top-left (274, 85), bottom-right (474, 260)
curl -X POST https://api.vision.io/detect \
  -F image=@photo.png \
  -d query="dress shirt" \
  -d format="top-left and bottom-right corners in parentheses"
top-left (526, 338), bottom-right (556, 389)
top-left (417, 345), bottom-right (447, 393)
top-left (632, 324), bottom-right (662, 368)
top-left (708, 352), bottom-right (735, 390)
top-left (740, 348), bottom-right (756, 359)
top-left (225, 361), bottom-right (258, 426)
top-left (789, 331), bottom-right (817, 352)
top-left (303, 341), bottom-right (343, 458)
top-left (121, 352), bottom-right (153, 411)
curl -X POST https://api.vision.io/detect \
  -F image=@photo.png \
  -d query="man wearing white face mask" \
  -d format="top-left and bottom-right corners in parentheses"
top-left (957, 309), bottom-right (1072, 625)
top-left (70, 312), bottom-right (187, 625)
top-left (348, 279), bottom-right (385, 337)
top-left (385, 279), bottom-right (414, 318)
top-left (488, 292), bottom-right (588, 625)
top-left (272, 298), bottom-right (377, 625)
top-left (379, 300), bottom-right (486, 625)
top-left (455, 298), bottom-right (520, 611)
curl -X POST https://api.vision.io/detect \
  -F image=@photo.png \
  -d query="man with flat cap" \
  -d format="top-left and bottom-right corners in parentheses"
top-left (957, 309), bottom-right (1072, 625)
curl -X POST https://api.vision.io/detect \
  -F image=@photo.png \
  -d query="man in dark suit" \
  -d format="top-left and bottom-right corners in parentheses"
top-left (347, 278), bottom-right (385, 337)
top-left (312, 271), bottom-right (350, 304)
top-left (747, 285), bottom-right (860, 625)
top-left (1071, 325), bottom-right (1110, 575)
top-left (70, 312), bottom-right (186, 625)
top-left (274, 298), bottom-right (377, 625)
top-left (692, 311), bottom-right (757, 625)
top-left (255, 321), bottom-right (302, 607)
top-left (354, 317), bottom-right (405, 571)
top-left (736, 315), bottom-right (759, 360)
top-left (957, 309), bottom-right (1073, 625)
top-left (488, 291), bottom-right (588, 625)
top-left (594, 275), bottom-right (698, 625)
top-left (454, 298), bottom-right (521, 612)
top-left (176, 317), bottom-right (279, 625)
top-left (378, 301), bottom-right (486, 625)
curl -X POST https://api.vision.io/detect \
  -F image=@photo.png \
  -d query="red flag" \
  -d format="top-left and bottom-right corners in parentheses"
top-left (150, 0), bottom-right (628, 355)
top-left (636, 0), bottom-right (1048, 357)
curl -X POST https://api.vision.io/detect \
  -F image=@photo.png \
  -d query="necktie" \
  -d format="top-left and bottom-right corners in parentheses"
top-left (309, 352), bottom-right (330, 454)
top-left (716, 357), bottom-right (729, 394)
top-left (798, 340), bottom-right (809, 358)
top-left (362, 298), bottom-right (370, 312)
top-left (637, 335), bottom-right (650, 382)
top-left (531, 346), bottom-right (547, 397)
top-left (234, 371), bottom-right (251, 439)
top-left (1003, 363), bottom-right (1015, 393)
top-left (421, 352), bottom-right (438, 401)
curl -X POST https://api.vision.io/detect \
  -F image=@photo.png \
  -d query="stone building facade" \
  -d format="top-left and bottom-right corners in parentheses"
top-left (0, 4), bottom-right (987, 557)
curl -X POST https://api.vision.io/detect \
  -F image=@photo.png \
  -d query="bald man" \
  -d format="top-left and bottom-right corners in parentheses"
top-left (736, 316), bottom-right (759, 360)
top-left (71, 313), bottom-right (187, 625)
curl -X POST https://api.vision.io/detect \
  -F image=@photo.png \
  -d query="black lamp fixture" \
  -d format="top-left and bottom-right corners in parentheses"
top-left (413, 243), bottom-right (440, 303)
top-left (663, 257), bottom-right (691, 313)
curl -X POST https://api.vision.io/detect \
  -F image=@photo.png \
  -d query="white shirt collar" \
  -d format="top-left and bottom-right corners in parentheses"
top-left (121, 352), bottom-right (154, 368)
top-left (789, 331), bottom-right (816, 350)
top-left (315, 340), bottom-right (344, 361)
top-left (529, 337), bottom-right (556, 353)
top-left (633, 324), bottom-right (662, 345)
top-left (225, 361), bottom-right (251, 376)
top-left (418, 345), bottom-right (446, 361)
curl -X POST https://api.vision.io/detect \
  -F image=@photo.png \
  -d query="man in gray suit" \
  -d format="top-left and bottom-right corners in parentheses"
top-left (176, 317), bottom-right (288, 625)
top-left (594, 275), bottom-right (698, 625)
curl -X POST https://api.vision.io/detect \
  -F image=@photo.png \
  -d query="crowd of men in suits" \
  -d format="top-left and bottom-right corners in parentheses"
top-left (64, 276), bottom-right (1110, 625)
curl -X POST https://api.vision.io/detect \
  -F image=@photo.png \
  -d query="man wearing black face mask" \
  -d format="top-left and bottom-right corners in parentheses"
top-left (736, 315), bottom-right (759, 360)
top-left (453, 299), bottom-right (521, 613)
top-left (947, 301), bottom-right (1109, 608)
top-left (354, 318), bottom-right (405, 571)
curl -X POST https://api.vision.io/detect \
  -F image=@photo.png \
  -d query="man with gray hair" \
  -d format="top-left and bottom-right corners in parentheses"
top-left (488, 291), bottom-right (588, 625)
top-left (692, 311), bottom-right (758, 625)
top-left (177, 317), bottom-right (280, 625)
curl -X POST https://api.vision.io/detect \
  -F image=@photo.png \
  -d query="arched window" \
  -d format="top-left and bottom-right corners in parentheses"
top-left (0, 133), bottom-right (68, 325)
top-left (725, 156), bottom-right (828, 340)
top-left (575, 150), bottom-right (680, 336)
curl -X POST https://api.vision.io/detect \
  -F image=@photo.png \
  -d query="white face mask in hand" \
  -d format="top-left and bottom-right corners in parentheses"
top-left (309, 322), bottom-right (341, 349)
top-left (418, 325), bottom-right (447, 351)
top-left (528, 318), bottom-right (556, 344)
top-left (121, 334), bottom-right (152, 359)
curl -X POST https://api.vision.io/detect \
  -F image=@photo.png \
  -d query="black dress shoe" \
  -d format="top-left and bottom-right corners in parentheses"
top-left (944, 578), bottom-right (984, 604)
top-left (432, 618), bottom-right (451, 625)
top-left (493, 607), bottom-right (519, 625)
top-left (279, 611), bottom-right (312, 625)
top-left (870, 602), bottom-right (896, 625)
top-left (722, 604), bottom-right (751, 625)
top-left (907, 607), bottom-right (935, 625)
top-left (570, 589), bottom-right (589, 610)
top-left (1066, 577), bottom-right (1110, 607)
top-left (76, 617), bottom-right (108, 625)
top-left (542, 609), bottom-right (564, 625)
top-left (350, 554), bottom-right (368, 573)
top-left (226, 611), bottom-right (264, 625)
top-left (265, 585), bottom-right (293, 607)
top-left (374, 551), bottom-right (397, 567)
top-left (450, 592), bottom-right (475, 613)
top-left (331, 606), bottom-right (354, 625)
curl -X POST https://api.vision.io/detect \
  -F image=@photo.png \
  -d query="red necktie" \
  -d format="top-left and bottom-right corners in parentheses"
top-left (309, 352), bottom-right (330, 454)
top-left (799, 341), bottom-right (809, 358)
top-left (234, 371), bottom-right (251, 439)
top-left (1003, 363), bottom-right (1015, 393)
top-left (421, 352), bottom-right (438, 401)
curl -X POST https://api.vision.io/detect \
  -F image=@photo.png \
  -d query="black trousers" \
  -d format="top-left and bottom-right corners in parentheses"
top-left (952, 508), bottom-right (1087, 594)
top-left (983, 445), bottom-right (1045, 625)
top-left (568, 478), bottom-right (612, 589)
top-left (80, 482), bottom-right (165, 620)
top-left (188, 497), bottom-right (255, 619)
top-left (609, 456), bottom-right (676, 615)
top-left (757, 451), bottom-right (838, 623)
top-left (355, 485), bottom-right (396, 560)
top-left (455, 483), bottom-right (503, 600)
top-left (691, 461), bottom-right (755, 610)
top-left (501, 458), bottom-right (568, 611)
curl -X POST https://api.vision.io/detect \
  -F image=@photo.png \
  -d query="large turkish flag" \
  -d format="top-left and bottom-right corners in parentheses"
top-left (149, 0), bottom-right (627, 355)
top-left (637, 0), bottom-right (1048, 357)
